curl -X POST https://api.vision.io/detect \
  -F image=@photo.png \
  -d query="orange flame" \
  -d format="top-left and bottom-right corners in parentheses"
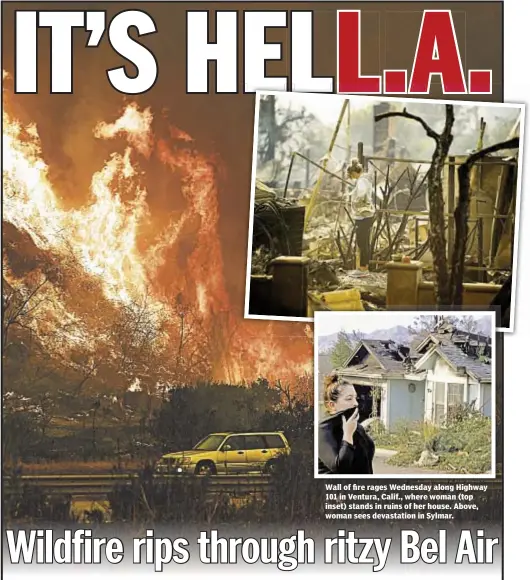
top-left (3, 101), bottom-right (153, 305)
top-left (2, 78), bottom-right (312, 386)
top-left (94, 103), bottom-right (154, 158)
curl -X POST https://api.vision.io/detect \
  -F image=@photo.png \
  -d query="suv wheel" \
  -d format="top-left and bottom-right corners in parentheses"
top-left (264, 460), bottom-right (278, 474)
top-left (195, 461), bottom-right (216, 476)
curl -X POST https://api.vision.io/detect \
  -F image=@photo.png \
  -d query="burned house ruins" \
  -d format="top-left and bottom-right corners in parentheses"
top-left (247, 95), bottom-right (520, 328)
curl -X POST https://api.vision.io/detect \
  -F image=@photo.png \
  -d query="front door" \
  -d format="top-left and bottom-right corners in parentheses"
top-left (355, 384), bottom-right (374, 422)
top-left (244, 434), bottom-right (271, 471)
top-left (219, 435), bottom-right (248, 474)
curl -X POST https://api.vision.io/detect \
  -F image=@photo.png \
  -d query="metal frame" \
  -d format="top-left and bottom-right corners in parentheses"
top-left (281, 134), bottom-right (516, 278)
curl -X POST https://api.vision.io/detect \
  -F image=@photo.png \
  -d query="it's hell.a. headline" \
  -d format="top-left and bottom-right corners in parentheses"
top-left (6, 528), bottom-right (500, 572)
top-left (12, 9), bottom-right (492, 96)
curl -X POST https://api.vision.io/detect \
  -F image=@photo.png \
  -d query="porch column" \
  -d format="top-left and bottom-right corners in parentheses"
top-left (386, 260), bottom-right (423, 308)
top-left (444, 381), bottom-right (448, 421)
top-left (381, 382), bottom-right (389, 430)
top-left (270, 256), bottom-right (310, 317)
top-left (424, 378), bottom-right (434, 423)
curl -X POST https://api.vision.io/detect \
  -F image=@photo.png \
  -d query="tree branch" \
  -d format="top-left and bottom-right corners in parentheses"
top-left (374, 108), bottom-right (440, 141)
top-left (441, 105), bottom-right (455, 141)
top-left (278, 112), bottom-right (307, 130)
top-left (462, 137), bottom-right (519, 170)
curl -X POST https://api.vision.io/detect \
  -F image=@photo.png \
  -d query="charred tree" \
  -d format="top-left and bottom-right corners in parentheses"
top-left (258, 95), bottom-right (312, 170)
top-left (375, 106), bottom-right (455, 305)
top-left (259, 95), bottom-right (278, 163)
top-left (451, 137), bottom-right (519, 305)
top-left (2, 274), bottom-right (49, 354)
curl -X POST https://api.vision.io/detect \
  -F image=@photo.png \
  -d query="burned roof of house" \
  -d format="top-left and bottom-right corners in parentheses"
top-left (338, 321), bottom-right (491, 382)
top-left (426, 329), bottom-right (491, 348)
top-left (414, 320), bottom-right (492, 381)
top-left (435, 341), bottom-right (491, 381)
top-left (339, 339), bottom-right (416, 377)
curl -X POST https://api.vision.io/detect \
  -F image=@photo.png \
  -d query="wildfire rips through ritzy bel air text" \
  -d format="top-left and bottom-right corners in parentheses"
top-left (5, 529), bottom-right (499, 571)
top-left (13, 9), bottom-right (491, 95)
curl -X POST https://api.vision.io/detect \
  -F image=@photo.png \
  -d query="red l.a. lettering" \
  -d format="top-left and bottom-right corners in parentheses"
top-left (337, 10), bottom-right (381, 94)
top-left (409, 10), bottom-right (467, 94)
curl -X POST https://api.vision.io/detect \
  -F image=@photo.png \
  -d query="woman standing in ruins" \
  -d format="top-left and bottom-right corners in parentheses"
top-left (318, 374), bottom-right (375, 475)
top-left (347, 159), bottom-right (376, 271)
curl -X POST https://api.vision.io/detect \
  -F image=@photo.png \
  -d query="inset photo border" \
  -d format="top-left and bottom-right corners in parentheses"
top-left (313, 310), bottom-right (496, 479)
top-left (244, 91), bottom-right (525, 332)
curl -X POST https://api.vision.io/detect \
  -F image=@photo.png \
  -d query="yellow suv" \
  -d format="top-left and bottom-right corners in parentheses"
top-left (155, 431), bottom-right (291, 476)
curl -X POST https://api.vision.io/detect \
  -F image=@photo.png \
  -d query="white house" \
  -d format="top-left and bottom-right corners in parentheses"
top-left (334, 324), bottom-right (492, 431)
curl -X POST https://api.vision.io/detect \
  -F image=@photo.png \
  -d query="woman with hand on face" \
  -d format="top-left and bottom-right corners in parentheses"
top-left (318, 374), bottom-right (375, 475)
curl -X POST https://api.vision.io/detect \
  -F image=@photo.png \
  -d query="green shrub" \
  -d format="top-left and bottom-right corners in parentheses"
top-left (383, 409), bottom-right (492, 474)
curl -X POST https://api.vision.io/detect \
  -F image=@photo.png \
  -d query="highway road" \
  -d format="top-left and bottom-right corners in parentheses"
top-left (4, 468), bottom-right (498, 502)
top-left (3, 473), bottom-right (272, 500)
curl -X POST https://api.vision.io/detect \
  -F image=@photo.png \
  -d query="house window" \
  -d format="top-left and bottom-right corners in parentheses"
top-left (432, 381), bottom-right (466, 425)
top-left (447, 383), bottom-right (465, 420)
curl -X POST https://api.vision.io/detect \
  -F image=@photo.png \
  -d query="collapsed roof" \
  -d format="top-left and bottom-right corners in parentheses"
top-left (338, 323), bottom-right (492, 383)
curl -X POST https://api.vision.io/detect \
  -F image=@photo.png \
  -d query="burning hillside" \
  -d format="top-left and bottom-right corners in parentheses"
top-left (2, 72), bottom-right (312, 398)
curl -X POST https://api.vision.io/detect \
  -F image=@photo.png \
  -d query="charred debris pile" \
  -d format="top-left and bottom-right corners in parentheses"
top-left (251, 134), bottom-right (517, 311)
top-left (250, 156), bottom-right (433, 310)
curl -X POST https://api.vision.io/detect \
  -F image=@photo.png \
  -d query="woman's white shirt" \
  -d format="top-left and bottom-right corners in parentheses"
top-left (348, 175), bottom-right (376, 220)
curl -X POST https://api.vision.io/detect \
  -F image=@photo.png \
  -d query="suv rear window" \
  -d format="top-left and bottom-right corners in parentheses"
top-left (264, 434), bottom-right (286, 449)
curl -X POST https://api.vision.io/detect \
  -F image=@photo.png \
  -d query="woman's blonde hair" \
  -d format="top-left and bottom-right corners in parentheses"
top-left (347, 158), bottom-right (363, 177)
top-left (323, 373), bottom-right (348, 411)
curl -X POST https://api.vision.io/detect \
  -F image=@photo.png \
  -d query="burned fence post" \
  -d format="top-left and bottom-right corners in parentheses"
top-left (357, 141), bottom-right (365, 170)
top-left (305, 148), bottom-right (311, 188)
top-left (477, 217), bottom-right (485, 283)
top-left (283, 153), bottom-right (296, 199)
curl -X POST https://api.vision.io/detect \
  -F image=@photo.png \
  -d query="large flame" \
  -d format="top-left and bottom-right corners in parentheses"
top-left (2, 78), bottom-right (312, 390)
top-left (3, 102), bottom-right (153, 304)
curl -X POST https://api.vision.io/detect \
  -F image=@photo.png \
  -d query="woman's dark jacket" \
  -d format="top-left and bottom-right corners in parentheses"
top-left (318, 415), bottom-right (375, 475)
